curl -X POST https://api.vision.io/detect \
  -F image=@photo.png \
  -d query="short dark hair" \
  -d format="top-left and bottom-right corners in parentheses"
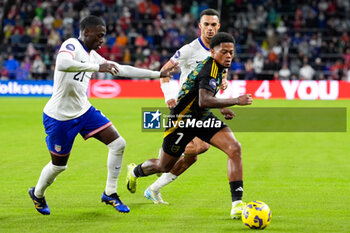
top-left (80, 15), bottom-right (105, 31)
top-left (199, 8), bottom-right (220, 21)
top-left (210, 32), bottom-right (235, 49)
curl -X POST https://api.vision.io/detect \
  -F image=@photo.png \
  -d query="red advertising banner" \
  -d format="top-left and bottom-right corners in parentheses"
top-left (89, 79), bottom-right (163, 98)
top-left (89, 80), bottom-right (350, 100)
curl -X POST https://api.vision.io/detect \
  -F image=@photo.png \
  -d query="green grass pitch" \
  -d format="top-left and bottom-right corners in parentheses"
top-left (0, 97), bottom-right (349, 233)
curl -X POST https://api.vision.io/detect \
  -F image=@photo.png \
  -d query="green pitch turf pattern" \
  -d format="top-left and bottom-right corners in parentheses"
top-left (0, 98), bottom-right (349, 233)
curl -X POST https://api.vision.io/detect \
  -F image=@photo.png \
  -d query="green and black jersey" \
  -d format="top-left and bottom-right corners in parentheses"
top-left (163, 56), bottom-right (227, 152)
top-left (172, 56), bottom-right (225, 120)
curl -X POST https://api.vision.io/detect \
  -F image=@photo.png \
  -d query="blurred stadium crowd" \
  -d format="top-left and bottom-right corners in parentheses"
top-left (0, 0), bottom-right (350, 81)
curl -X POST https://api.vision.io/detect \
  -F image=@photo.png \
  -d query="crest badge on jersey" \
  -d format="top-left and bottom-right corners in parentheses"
top-left (171, 145), bottom-right (180, 153)
top-left (209, 79), bottom-right (217, 90)
top-left (174, 50), bottom-right (181, 59)
top-left (66, 44), bottom-right (75, 51)
top-left (143, 110), bottom-right (161, 129)
top-left (54, 144), bottom-right (62, 152)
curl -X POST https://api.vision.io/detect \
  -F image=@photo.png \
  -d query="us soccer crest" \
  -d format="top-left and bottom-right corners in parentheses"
top-left (54, 144), bottom-right (62, 152)
top-left (143, 110), bottom-right (161, 129)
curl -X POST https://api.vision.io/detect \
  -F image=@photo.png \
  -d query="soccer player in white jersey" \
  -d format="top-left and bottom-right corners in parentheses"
top-left (142, 9), bottom-right (224, 200)
top-left (28, 15), bottom-right (175, 215)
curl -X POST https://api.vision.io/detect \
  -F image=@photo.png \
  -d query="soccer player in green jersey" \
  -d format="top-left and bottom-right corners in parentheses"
top-left (127, 32), bottom-right (253, 219)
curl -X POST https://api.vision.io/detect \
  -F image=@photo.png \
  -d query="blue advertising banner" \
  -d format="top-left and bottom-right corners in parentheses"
top-left (0, 80), bottom-right (54, 97)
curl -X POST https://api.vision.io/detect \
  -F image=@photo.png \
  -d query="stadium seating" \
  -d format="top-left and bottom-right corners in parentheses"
top-left (0, 0), bottom-right (349, 81)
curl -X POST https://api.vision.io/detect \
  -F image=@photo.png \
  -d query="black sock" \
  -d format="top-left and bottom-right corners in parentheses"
top-left (229, 180), bottom-right (243, 202)
top-left (133, 163), bottom-right (146, 177)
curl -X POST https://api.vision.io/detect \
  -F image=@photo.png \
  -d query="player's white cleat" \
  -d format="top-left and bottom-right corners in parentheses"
top-left (144, 188), bottom-right (168, 204)
top-left (231, 202), bottom-right (246, 219)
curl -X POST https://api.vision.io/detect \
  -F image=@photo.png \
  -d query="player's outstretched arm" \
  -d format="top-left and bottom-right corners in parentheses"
top-left (56, 52), bottom-right (101, 72)
top-left (107, 61), bottom-right (177, 79)
top-left (199, 88), bottom-right (253, 108)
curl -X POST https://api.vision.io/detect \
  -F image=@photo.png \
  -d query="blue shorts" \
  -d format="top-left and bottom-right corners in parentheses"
top-left (43, 106), bottom-right (112, 155)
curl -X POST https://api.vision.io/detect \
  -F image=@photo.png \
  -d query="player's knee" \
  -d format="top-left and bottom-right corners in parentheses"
top-left (51, 153), bottom-right (70, 166)
top-left (197, 142), bottom-right (210, 154)
top-left (184, 143), bottom-right (196, 155)
top-left (108, 136), bottom-right (126, 154)
top-left (227, 141), bottom-right (242, 158)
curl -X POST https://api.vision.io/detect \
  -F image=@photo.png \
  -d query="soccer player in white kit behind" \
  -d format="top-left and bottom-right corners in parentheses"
top-left (140, 8), bottom-right (224, 203)
top-left (28, 15), bottom-right (176, 215)
top-left (143, 9), bottom-right (225, 200)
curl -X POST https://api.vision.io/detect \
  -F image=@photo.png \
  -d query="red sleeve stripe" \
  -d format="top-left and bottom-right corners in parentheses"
top-left (58, 50), bottom-right (75, 59)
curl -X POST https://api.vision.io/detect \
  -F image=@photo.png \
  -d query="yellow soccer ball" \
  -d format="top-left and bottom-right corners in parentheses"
top-left (242, 201), bottom-right (271, 229)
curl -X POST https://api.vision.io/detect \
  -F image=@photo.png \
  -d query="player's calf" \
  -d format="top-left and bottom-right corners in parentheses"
top-left (169, 155), bottom-right (197, 176)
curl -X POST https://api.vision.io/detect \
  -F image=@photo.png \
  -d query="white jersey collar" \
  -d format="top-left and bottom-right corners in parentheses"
top-left (198, 37), bottom-right (210, 51)
top-left (77, 39), bottom-right (90, 53)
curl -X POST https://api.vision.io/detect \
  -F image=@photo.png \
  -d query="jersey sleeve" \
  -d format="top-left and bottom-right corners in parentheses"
top-left (107, 61), bottom-right (160, 78)
top-left (170, 44), bottom-right (191, 65)
top-left (57, 39), bottom-right (79, 59)
top-left (56, 39), bottom-right (100, 72)
top-left (198, 60), bottom-right (219, 94)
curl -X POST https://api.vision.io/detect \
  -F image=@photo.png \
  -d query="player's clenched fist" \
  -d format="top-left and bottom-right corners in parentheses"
top-left (166, 99), bottom-right (177, 109)
top-left (220, 107), bottom-right (236, 120)
top-left (99, 63), bottom-right (119, 75)
top-left (235, 94), bottom-right (253, 105)
top-left (160, 62), bottom-right (179, 78)
top-left (220, 78), bottom-right (228, 90)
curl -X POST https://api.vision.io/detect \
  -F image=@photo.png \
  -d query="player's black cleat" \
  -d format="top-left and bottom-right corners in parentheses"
top-left (101, 192), bottom-right (130, 213)
top-left (28, 187), bottom-right (50, 215)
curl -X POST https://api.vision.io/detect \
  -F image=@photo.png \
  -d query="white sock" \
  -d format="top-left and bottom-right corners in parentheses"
top-left (149, 172), bottom-right (177, 192)
top-left (232, 200), bottom-right (243, 207)
top-left (34, 162), bottom-right (67, 198)
top-left (131, 168), bottom-right (136, 178)
top-left (105, 137), bottom-right (125, 196)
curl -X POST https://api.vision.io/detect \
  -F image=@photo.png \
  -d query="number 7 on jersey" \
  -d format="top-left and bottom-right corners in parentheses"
top-left (175, 132), bottom-right (184, 144)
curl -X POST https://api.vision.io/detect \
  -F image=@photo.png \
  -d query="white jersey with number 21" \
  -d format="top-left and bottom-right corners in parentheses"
top-left (44, 38), bottom-right (105, 121)
top-left (44, 38), bottom-right (160, 121)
